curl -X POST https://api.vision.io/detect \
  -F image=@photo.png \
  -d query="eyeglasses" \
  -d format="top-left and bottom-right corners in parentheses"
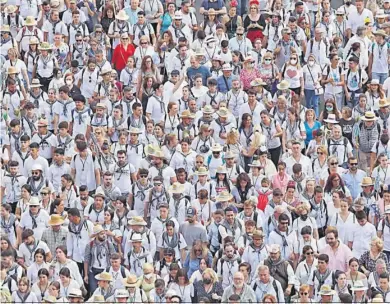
top-left (140, 175), bottom-right (148, 178)
top-left (317, 152), bottom-right (324, 155)
top-left (41, 192), bottom-right (49, 195)
top-left (280, 222), bottom-right (289, 225)
top-left (349, 163), bottom-right (358, 166)
top-left (305, 252), bottom-right (314, 256)
top-left (213, 152), bottom-right (220, 154)
top-left (141, 42), bottom-right (148, 45)
top-left (32, 172), bottom-right (40, 176)
top-left (154, 183), bottom-right (162, 186)
top-left (300, 292), bottom-right (309, 296)
top-left (122, 38), bottom-right (129, 40)
top-left (330, 162), bottom-right (338, 166)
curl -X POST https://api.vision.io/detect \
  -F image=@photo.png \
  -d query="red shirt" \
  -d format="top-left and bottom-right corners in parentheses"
top-left (112, 43), bottom-right (135, 71)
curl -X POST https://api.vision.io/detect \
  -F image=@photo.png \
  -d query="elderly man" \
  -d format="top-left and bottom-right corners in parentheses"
top-left (252, 265), bottom-right (285, 303)
top-left (41, 214), bottom-right (68, 255)
top-left (221, 271), bottom-right (256, 303)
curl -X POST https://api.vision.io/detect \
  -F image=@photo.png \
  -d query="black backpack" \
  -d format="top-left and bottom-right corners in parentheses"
top-left (253, 280), bottom-right (280, 302)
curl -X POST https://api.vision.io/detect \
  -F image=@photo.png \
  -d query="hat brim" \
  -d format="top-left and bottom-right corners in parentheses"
top-left (216, 195), bottom-right (233, 201)
top-left (30, 84), bottom-right (43, 88)
top-left (374, 31), bottom-right (388, 37)
top-left (116, 15), bottom-right (129, 20)
top-left (48, 219), bottom-right (64, 226)
top-left (360, 116), bottom-right (378, 121)
top-left (319, 291), bottom-right (336, 295)
top-left (195, 171), bottom-right (209, 176)
top-left (379, 102), bottom-right (390, 107)
top-left (323, 119), bottom-right (338, 123)
top-left (248, 163), bottom-right (262, 167)
top-left (129, 220), bottom-right (147, 226)
top-left (360, 182), bottom-right (374, 186)
top-left (68, 295), bottom-right (83, 299)
top-left (277, 84), bottom-right (290, 90)
top-left (94, 275), bottom-right (113, 281)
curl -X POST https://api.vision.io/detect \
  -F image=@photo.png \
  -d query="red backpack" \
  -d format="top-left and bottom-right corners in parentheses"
top-left (257, 189), bottom-right (271, 211)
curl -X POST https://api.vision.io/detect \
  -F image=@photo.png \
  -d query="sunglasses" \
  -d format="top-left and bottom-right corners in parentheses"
top-left (32, 172), bottom-right (40, 176)
top-left (237, 33), bottom-right (243, 36)
top-left (140, 175), bottom-right (148, 178)
top-left (40, 192), bottom-right (49, 195)
top-left (274, 194), bottom-right (283, 197)
top-left (76, 39), bottom-right (82, 42)
top-left (280, 222), bottom-right (289, 225)
top-left (305, 252), bottom-right (314, 255)
top-left (330, 162), bottom-right (338, 165)
top-left (349, 163), bottom-right (358, 166)
top-left (300, 292), bottom-right (309, 296)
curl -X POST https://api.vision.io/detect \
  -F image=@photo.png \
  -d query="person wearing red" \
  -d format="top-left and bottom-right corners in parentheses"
top-left (112, 33), bottom-right (135, 73)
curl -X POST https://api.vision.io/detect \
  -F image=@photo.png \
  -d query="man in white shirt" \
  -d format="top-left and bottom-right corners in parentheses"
top-left (346, 0), bottom-right (373, 36)
top-left (18, 229), bottom-right (51, 267)
top-left (146, 83), bottom-right (165, 124)
top-left (285, 141), bottom-right (313, 177)
top-left (42, 9), bottom-right (68, 43)
top-left (15, 17), bottom-right (44, 54)
top-left (228, 27), bottom-right (252, 57)
top-left (348, 210), bottom-right (377, 258)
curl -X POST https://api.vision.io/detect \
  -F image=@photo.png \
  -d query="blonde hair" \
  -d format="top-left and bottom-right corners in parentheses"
top-left (305, 109), bottom-right (316, 121)
top-left (317, 145), bottom-right (328, 156)
top-left (371, 237), bottom-right (384, 252)
top-left (226, 129), bottom-right (239, 144)
top-left (202, 268), bottom-right (218, 284)
top-left (299, 284), bottom-right (310, 293)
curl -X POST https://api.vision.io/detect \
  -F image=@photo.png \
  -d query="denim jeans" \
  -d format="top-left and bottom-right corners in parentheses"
top-left (372, 72), bottom-right (388, 85)
top-left (304, 89), bottom-right (320, 117)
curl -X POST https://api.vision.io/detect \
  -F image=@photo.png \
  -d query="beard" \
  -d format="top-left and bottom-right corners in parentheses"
top-left (32, 175), bottom-right (41, 181)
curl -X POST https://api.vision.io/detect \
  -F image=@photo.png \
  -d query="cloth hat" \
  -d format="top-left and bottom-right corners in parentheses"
top-left (116, 10), bottom-right (129, 20)
top-left (31, 164), bottom-right (43, 171)
top-left (361, 177), bottom-right (374, 186)
top-left (30, 79), bottom-right (42, 88)
top-left (171, 70), bottom-right (180, 76)
top-left (123, 275), bottom-right (138, 287)
top-left (37, 118), bottom-right (48, 127)
top-left (350, 280), bottom-right (368, 291)
top-left (186, 207), bottom-right (195, 217)
top-left (277, 79), bottom-right (290, 90)
top-left (269, 244), bottom-right (280, 253)
top-left (48, 214), bottom-right (65, 226)
top-left (169, 182), bottom-right (185, 194)
top-left (68, 289), bottom-right (83, 298)
top-left (28, 197), bottom-right (40, 206)
top-left (216, 165), bottom-right (227, 174)
top-left (38, 42), bottom-right (51, 50)
top-left (216, 190), bottom-right (233, 202)
top-left (129, 216), bottom-right (147, 226)
top-left (376, 9), bottom-right (387, 18)
top-left (180, 110), bottom-right (195, 118)
top-left (216, 107), bottom-right (229, 118)
top-left (129, 233), bottom-right (143, 242)
top-left (360, 111), bottom-right (378, 121)
top-left (249, 160), bottom-right (262, 167)
top-left (205, 35), bottom-right (217, 44)
top-left (195, 167), bottom-right (209, 176)
top-left (370, 79), bottom-right (380, 85)
top-left (93, 224), bottom-right (104, 235)
top-left (174, 11), bottom-right (183, 19)
top-left (212, 54), bottom-right (222, 62)
top-left (25, 16), bottom-right (37, 26)
top-left (95, 272), bottom-right (113, 281)
top-left (374, 29), bottom-right (388, 37)
top-left (222, 63), bottom-right (233, 71)
top-left (115, 289), bottom-right (129, 298)
top-left (223, 151), bottom-right (236, 159)
top-left (195, 48), bottom-right (205, 56)
top-left (100, 67), bottom-right (112, 75)
top-left (323, 113), bottom-right (338, 124)
top-left (93, 191), bottom-right (106, 199)
top-left (318, 285), bottom-right (336, 296)
top-left (250, 78), bottom-right (267, 87)
top-left (252, 229), bottom-right (264, 238)
top-left (211, 143), bottom-right (223, 152)
top-left (336, 7), bottom-right (345, 14)
top-left (202, 105), bottom-right (214, 114)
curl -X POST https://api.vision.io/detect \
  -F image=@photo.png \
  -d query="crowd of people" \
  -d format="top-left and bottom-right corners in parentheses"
top-left (3, 0), bottom-right (390, 302)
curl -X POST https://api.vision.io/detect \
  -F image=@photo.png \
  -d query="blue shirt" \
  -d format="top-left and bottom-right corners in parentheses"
top-left (186, 66), bottom-right (211, 87)
top-left (304, 121), bottom-right (321, 145)
top-left (124, 7), bottom-right (142, 25)
top-left (342, 169), bottom-right (367, 200)
top-left (217, 75), bottom-right (233, 94)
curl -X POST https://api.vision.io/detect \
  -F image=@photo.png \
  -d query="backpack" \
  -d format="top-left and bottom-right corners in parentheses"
top-left (219, 257), bottom-right (241, 276)
top-left (253, 280), bottom-right (280, 302)
top-left (194, 182), bottom-right (213, 199)
top-left (325, 64), bottom-right (343, 80)
top-left (129, 230), bottom-right (151, 244)
top-left (335, 212), bottom-right (355, 225)
top-left (327, 137), bottom-right (349, 157)
top-left (21, 27), bottom-right (40, 42)
top-left (257, 191), bottom-right (269, 211)
top-left (312, 270), bottom-right (336, 291)
top-left (105, 265), bottom-right (126, 279)
top-left (133, 22), bottom-right (152, 38)
top-left (359, 121), bottom-right (381, 134)
top-left (309, 38), bottom-right (329, 55)
top-left (67, 23), bottom-right (87, 36)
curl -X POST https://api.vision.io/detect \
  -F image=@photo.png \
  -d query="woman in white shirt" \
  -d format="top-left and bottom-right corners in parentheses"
top-left (50, 246), bottom-right (84, 287)
top-left (282, 106), bottom-right (306, 150)
top-left (27, 249), bottom-right (49, 286)
top-left (328, 198), bottom-right (356, 244)
top-left (120, 56), bottom-right (139, 89)
top-left (279, 53), bottom-right (304, 96)
top-left (12, 277), bottom-right (38, 303)
top-left (295, 245), bottom-right (318, 286)
top-left (169, 269), bottom-right (194, 303)
top-left (58, 267), bottom-right (80, 299)
top-left (31, 268), bottom-right (50, 302)
top-left (4, 48), bottom-right (30, 90)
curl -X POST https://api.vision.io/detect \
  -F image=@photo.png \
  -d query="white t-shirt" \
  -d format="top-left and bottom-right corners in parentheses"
top-left (348, 222), bottom-right (377, 258)
top-left (281, 65), bottom-right (302, 89)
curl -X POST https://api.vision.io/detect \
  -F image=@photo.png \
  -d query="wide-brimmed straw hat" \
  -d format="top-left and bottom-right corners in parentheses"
top-left (318, 285), bottom-right (336, 296)
top-left (195, 167), bottom-right (209, 176)
top-left (216, 190), bottom-right (233, 202)
top-left (168, 182), bottom-right (185, 194)
top-left (360, 111), bottom-right (378, 121)
top-left (379, 98), bottom-right (390, 108)
top-left (116, 10), bottom-right (129, 20)
top-left (129, 216), bottom-right (147, 226)
top-left (123, 275), bottom-right (138, 287)
top-left (25, 16), bottom-right (37, 26)
top-left (38, 42), bottom-right (52, 51)
top-left (48, 214), bottom-right (65, 226)
top-left (277, 80), bottom-right (290, 90)
top-left (95, 272), bottom-right (113, 281)
top-left (30, 79), bottom-right (42, 88)
top-left (361, 177), bottom-right (374, 186)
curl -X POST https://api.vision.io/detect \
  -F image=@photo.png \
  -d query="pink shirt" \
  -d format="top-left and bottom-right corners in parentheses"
top-left (320, 242), bottom-right (353, 273)
top-left (271, 173), bottom-right (291, 193)
top-left (240, 68), bottom-right (261, 91)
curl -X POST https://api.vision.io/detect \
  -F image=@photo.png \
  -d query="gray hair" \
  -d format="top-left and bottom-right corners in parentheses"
top-left (356, 26), bottom-right (366, 37)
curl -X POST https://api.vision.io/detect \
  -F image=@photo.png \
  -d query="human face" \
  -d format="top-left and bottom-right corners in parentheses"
top-left (259, 269), bottom-right (270, 283)
top-left (318, 259), bottom-right (328, 271)
top-left (18, 281), bottom-right (28, 293)
top-left (350, 261), bottom-right (359, 273)
top-left (357, 218), bottom-right (367, 226)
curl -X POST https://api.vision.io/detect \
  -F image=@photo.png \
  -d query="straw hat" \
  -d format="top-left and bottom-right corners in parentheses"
top-left (93, 191), bottom-right (106, 199)
top-left (68, 289), bottom-right (83, 298)
top-left (88, 295), bottom-right (105, 303)
top-left (128, 216), bottom-right (147, 226)
top-left (216, 165), bottom-right (227, 174)
top-left (151, 150), bottom-right (166, 159)
top-left (129, 127), bottom-right (142, 134)
top-left (252, 229), bottom-right (264, 239)
top-left (42, 295), bottom-right (57, 303)
top-left (374, 29), bottom-right (388, 37)
top-left (5, 5), bottom-right (16, 13)
top-left (269, 244), bottom-right (280, 253)
top-left (30, 79), bottom-right (42, 88)
top-left (95, 103), bottom-right (107, 109)
top-left (28, 197), bottom-right (40, 206)
top-left (145, 144), bottom-right (161, 157)
top-left (318, 285), bottom-right (336, 296)
top-left (116, 10), bottom-right (129, 20)
top-left (143, 263), bottom-right (154, 272)
top-left (7, 67), bottom-right (18, 75)
top-left (180, 110), bottom-right (195, 118)
top-left (323, 113), bottom-right (338, 124)
top-left (93, 224), bottom-right (104, 235)
top-left (100, 67), bottom-right (112, 75)
top-left (202, 105), bottom-right (214, 114)
top-left (379, 98), bottom-right (390, 108)
top-left (361, 177), bottom-right (374, 186)
top-left (350, 280), bottom-right (368, 291)
top-left (48, 214), bottom-right (65, 226)
top-left (360, 111), bottom-right (378, 121)
top-left (249, 160), bottom-right (263, 167)
top-left (0, 25), bottom-right (10, 32)
top-left (216, 107), bottom-right (229, 118)
top-left (195, 167), bottom-right (209, 176)
top-left (168, 182), bottom-right (185, 194)
top-left (208, 8), bottom-right (216, 15)
top-left (222, 63), bottom-right (233, 71)
top-left (216, 190), bottom-right (233, 202)
top-left (37, 118), bottom-right (48, 127)
top-left (129, 233), bottom-right (143, 242)
top-left (38, 42), bottom-right (51, 51)
top-left (250, 78), bottom-right (267, 87)
top-left (123, 275), bottom-right (138, 287)
top-left (25, 16), bottom-right (37, 26)
top-left (277, 80), bottom-right (290, 90)
top-left (211, 143), bottom-right (223, 152)
top-left (94, 272), bottom-right (113, 281)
